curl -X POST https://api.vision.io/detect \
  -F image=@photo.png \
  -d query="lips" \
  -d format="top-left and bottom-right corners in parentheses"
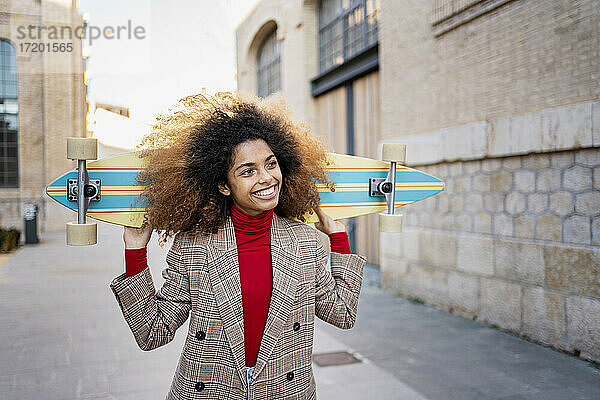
top-left (252, 184), bottom-right (278, 199)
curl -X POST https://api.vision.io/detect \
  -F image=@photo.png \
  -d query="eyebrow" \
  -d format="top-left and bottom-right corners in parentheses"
top-left (233, 154), bottom-right (276, 172)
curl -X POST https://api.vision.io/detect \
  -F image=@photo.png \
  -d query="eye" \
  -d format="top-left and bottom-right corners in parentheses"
top-left (267, 160), bottom-right (277, 168)
top-left (241, 169), bottom-right (254, 176)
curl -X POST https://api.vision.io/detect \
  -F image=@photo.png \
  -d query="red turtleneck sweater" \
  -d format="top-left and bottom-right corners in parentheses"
top-left (124, 205), bottom-right (351, 367)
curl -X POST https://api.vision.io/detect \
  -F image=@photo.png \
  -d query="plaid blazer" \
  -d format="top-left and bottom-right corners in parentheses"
top-left (110, 213), bottom-right (366, 399)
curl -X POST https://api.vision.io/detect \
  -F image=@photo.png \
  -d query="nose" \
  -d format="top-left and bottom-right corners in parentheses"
top-left (257, 167), bottom-right (273, 184)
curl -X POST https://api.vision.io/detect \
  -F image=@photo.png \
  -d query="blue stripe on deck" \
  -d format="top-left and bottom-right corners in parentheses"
top-left (319, 189), bottom-right (442, 203)
top-left (328, 170), bottom-right (442, 184)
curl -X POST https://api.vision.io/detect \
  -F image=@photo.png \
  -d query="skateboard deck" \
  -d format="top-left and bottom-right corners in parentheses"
top-left (46, 151), bottom-right (444, 227)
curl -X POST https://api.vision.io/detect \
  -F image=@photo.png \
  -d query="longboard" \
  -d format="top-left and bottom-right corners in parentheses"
top-left (46, 150), bottom-right (444, 228)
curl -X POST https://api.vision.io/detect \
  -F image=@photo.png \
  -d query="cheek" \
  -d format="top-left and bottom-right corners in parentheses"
top-left (227, 177), bottom-right (246, 197)
top-left (235, 181), bottom-right (253, 196)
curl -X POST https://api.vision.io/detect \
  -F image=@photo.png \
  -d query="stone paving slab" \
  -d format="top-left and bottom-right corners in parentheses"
top-left (0, 222), bottom-right (598, 399)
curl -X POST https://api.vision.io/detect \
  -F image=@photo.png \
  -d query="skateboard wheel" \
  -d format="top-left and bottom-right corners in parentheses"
top-left (379, 212), bottom-right (403, 233)
top-left (382, 144), bottom-right (406, 164)
top-left (66, 221), bottom-right (97, 246)
top-left (67, 138), bottom-right (98, 160)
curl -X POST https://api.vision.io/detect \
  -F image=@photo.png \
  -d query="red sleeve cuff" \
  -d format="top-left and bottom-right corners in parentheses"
top-left (125, 247), bottom-right (148, 277)
top-left (328, 232), bottom-right (351, 254)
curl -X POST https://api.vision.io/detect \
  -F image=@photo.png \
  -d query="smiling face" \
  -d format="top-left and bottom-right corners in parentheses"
top-left (218, 139), bottom-right (283, 215)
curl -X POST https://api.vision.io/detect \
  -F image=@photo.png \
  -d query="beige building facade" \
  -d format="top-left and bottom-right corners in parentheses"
top-left (237, 0), bottom-right (382, 266)
top-left (237, 0), bottom-right (599, 362)
top-left (0, 0), bottom-right (88, 236)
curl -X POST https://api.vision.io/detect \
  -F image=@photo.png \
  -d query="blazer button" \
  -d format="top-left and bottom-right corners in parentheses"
top-left (293, 322), bottom-right (300, 331)
top-left (195, 382), bottom-right (205, 391)
top-left (195, 331), bottom-right (206, 340)
top-left (287, 371), bottom-right (294, 381)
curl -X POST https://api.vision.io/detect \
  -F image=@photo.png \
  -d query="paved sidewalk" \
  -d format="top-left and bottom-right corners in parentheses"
top-left (0, 223), bottom-right (598, 399)
top-left (315, 284), bottom-right (600, 400)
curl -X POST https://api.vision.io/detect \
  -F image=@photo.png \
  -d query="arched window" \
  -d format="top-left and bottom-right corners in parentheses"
top-left (0, 40), bottom-right (18, 187)
top-left (257, 30), bottom-right (281, 98)
top-left (318, 0), bottom-right (379, 73)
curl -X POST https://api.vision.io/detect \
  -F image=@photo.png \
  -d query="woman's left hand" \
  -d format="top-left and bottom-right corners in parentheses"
top-left (314, 205), bottom-right (346, 235)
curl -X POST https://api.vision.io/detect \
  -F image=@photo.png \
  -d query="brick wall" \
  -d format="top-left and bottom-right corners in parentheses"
top-left (380, 0), bottom-right (599, 138)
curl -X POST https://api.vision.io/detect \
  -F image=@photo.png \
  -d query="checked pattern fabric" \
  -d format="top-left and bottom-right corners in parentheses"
top-left (110, 213), bottom-right (366, 399)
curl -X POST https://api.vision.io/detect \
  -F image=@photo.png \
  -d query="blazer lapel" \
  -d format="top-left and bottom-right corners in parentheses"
top-left (252, 214), bottom-right (299, 380)
top-left (206, 215), bottom-right (247, 389)
top-left (206, 213), bottom-right (300, 387)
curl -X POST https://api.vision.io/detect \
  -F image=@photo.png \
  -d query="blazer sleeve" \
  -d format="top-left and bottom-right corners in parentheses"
top-left (314, 237), bottom-right (367, 329)
top-left (109, 232), bottom-right (192, 351)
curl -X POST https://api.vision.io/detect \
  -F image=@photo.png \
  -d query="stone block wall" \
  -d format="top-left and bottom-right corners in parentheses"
top-left (380, 101), bottom-right (600, 362)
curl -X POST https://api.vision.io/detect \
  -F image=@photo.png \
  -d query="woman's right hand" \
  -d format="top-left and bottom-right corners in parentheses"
top-left (123, 224), bottom-right (153, 249)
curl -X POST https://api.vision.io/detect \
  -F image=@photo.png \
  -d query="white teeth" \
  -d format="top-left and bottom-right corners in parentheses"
top-left (254, 186), bottom-right (275, 196)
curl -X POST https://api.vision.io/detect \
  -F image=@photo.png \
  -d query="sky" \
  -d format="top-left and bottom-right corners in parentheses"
top-left (78, 0), bottom-right (260, 124)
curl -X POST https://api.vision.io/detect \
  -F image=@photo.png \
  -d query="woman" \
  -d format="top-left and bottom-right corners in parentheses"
top-left (110, 92), bottom-right (366, 399)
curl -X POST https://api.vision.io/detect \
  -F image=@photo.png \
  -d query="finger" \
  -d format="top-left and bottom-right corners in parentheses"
top-left (313, 204), bottom-right (326, 219)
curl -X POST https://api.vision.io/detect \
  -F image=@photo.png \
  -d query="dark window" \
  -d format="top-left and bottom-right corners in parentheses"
top-left (0, 40), bottom-right (18, 187)
top-left (318, 0), bottom-right (379, 73)
top-left (257, 30), bottom-right (281, 98)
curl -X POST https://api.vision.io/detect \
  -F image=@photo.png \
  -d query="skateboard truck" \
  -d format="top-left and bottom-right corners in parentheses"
top-left (369, 178), bottom-right (393, 197)
top-left (375, 144), bottom-right (406, 233)
top-left (67, 178), bottom-right (101, 202)
top-left (65, 137), bottom-right (99, 246)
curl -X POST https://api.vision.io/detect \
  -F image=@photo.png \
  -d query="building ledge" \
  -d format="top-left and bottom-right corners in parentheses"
top-left (380, 100), bottom-right (600, 166)
top-left (431, 0), bottom-right (517, 37)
